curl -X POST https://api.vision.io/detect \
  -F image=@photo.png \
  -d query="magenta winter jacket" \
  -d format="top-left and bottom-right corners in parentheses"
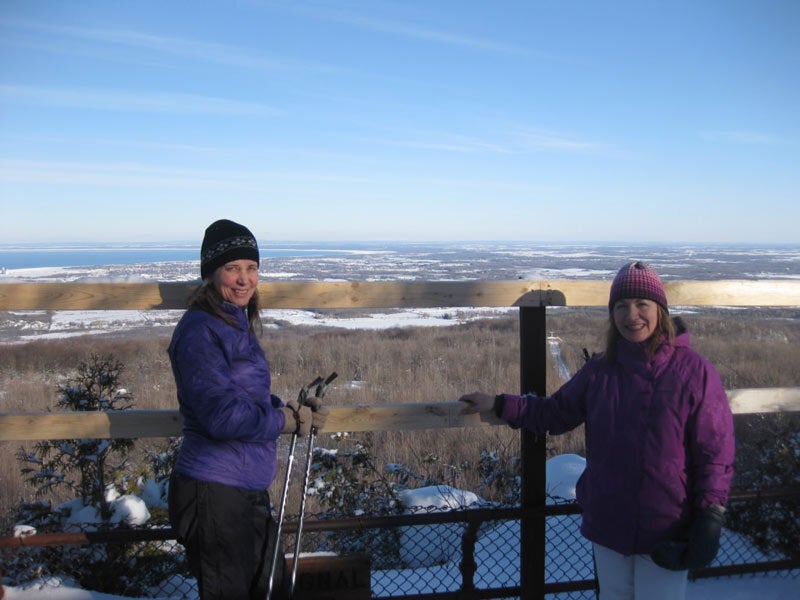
top-left (168, 303), bottom-right (286, 491)
top-left (499, 329), bottom-right (735, 556)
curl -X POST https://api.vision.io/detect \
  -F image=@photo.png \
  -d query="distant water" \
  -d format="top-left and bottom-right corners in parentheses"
top-left (1, 241), bottom-right (799, 282)
top-left (0, 244), bottom-right (361, 270)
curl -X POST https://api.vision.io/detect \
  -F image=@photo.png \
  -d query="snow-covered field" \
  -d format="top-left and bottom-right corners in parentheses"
top-left (2, 241), bottom-right (799, 345)
top-left (0, 306), bottom-right (521, 344)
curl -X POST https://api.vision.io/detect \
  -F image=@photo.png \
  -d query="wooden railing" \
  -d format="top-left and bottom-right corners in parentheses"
top-left (2, 279), bottom-right (799, 599)
top-left (1, 387), bottom-right (799, 442)
top-left (2, 279), bottom-right (800, 310)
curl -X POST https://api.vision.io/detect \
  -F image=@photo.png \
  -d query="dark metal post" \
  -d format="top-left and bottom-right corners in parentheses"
top-left (459, 515), bottom-right (481, 599)
top-left (519, 306), bottom-right (548, 599)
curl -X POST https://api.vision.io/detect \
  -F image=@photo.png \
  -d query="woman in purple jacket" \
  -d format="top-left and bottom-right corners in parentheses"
top-left (168, 219), bottom-right (328, 600)
top-left (460, 261), bottom-right (735, 600)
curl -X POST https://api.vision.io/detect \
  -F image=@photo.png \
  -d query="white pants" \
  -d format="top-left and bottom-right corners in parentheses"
top-left (593, 543), bottom-right (688, 600)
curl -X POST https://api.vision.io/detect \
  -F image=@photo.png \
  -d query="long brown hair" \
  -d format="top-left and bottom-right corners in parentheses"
top-left (604, 304), bottom-right (674, 364)
top-left (188, 280), bottom-right (262, 333)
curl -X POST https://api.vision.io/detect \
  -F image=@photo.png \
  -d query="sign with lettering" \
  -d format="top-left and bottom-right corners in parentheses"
top-left (289, 555), bottom-right (371, 600)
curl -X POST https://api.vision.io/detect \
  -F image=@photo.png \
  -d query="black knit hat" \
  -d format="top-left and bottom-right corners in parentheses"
top-left (200, 219), bottom-right (259, 280)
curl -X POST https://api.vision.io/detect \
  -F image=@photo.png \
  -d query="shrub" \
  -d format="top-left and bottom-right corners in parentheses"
top-left (9, 354), bottom-right (180, 596)
top-left (308, 432), bottom-right (406, 568)
top-left (15, 354), bottom-right (134, 522)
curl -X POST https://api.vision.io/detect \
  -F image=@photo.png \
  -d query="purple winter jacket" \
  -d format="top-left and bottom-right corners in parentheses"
top-left (168, 303), bottom-right (286, 491)
top-left (499, 329), bottom-right (735, 556)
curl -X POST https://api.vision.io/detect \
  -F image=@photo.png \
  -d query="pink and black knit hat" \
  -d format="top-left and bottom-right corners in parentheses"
top-left (608, 261), bottom-right (668, 311)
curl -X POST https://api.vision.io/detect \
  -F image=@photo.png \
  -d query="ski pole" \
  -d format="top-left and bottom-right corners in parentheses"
top-left (289, 371), bottom-right (338, 596)
top-left (266, 375), bottom-right (323, 600)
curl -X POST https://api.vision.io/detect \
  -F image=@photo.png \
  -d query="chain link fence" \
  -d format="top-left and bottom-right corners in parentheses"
top-left (3, 489), bottom-right (797, 599)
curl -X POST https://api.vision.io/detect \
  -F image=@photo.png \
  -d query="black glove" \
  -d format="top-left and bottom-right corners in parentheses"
top-left (651, 504), bottom-right (726, 571)
top-left (685, 504), bottom-right (726, 569)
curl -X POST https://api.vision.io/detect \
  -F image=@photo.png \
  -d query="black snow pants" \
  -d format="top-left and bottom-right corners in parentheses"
top-left (168, 471), bottom-right (288, 600)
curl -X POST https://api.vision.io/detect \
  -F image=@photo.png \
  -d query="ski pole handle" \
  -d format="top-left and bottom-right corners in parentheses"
top-left (298, 375), bottom-right (324, 404)
top-left (313, 371), bottom-right (338, 400)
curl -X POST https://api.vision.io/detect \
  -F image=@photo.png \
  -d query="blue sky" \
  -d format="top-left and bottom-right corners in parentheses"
top-left (1, 1), bottom-right (798, 244)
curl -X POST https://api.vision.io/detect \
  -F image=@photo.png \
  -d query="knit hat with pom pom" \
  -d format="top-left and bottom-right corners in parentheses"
top-left (608, 261), bottom-right (668, 311)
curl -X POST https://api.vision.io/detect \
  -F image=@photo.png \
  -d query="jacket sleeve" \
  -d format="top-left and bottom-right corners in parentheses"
top-left (687, 358), bottom-right (735, 508)
top-left (171, 320), bottom-right (285, 443)
top-left (499, 362), bottom-right (592, 435)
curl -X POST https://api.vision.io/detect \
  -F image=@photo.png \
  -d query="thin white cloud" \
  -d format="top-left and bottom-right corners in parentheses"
top-left (700, 130), bottom-right (779, 144)
top-left (0, 84), bottom-right (282, 116)
top-left (366, 126), bottom-right (608, 155)
top-left (0, 159), bottom-right (243, 188)
top-left (504, 128), bottom-right (606, 153)
top-left (334, 14), bottom-right (526, 55)
top-left (367, 135), bottom-right (512, 154)
top-left (0, 17), bottom-right (330, 73)
top-left (0, 159), bottom-right (371, 189)
top-left (286, 4), bottom-right (529, 56)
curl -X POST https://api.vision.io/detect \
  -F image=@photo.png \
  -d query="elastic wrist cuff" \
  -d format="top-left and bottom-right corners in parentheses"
top-left (494, 394), bottom-right (506, 418)
top-left (289, 406), bottom-right (302, 435)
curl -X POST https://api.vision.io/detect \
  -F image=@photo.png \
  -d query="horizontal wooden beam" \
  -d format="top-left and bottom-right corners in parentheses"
top-left (1, 280), bottom-right (799, 311)
top-left (1, 388), bottom-right (797, 441)
top-left (0, 282), bottom-right (197, 310)
top-left (0, 404), bottom-right (499, 441)
top-left (664, 280), bottom-right (800, 308)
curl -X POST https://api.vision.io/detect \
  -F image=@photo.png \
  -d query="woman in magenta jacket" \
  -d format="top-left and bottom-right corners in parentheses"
top-left (461, 261), bottom-right (735, 600)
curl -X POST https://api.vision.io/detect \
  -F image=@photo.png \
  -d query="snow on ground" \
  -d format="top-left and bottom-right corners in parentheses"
top-left (266, 307), bottom-right (516, 330)
top-left (4, 455), bottom-right (797, 600)
top-left (0, 306), bottom-right (518, 344)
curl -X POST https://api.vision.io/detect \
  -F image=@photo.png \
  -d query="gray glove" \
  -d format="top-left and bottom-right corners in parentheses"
top-left (459, 392), bottom-right (503, 416)
top-left (280, 400), bottom-right (313, 436)
top-left (304, 396), bottom-right (330, 432)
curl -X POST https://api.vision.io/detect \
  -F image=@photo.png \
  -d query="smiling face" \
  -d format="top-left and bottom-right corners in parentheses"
top-left (612, 297), bottom-right (660, 343)
top-left (212, 259), bottom-right (259, 307)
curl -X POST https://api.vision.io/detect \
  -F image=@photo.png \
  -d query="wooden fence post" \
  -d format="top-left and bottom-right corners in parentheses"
top-left (519, 306), bottom-right (548, 599)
